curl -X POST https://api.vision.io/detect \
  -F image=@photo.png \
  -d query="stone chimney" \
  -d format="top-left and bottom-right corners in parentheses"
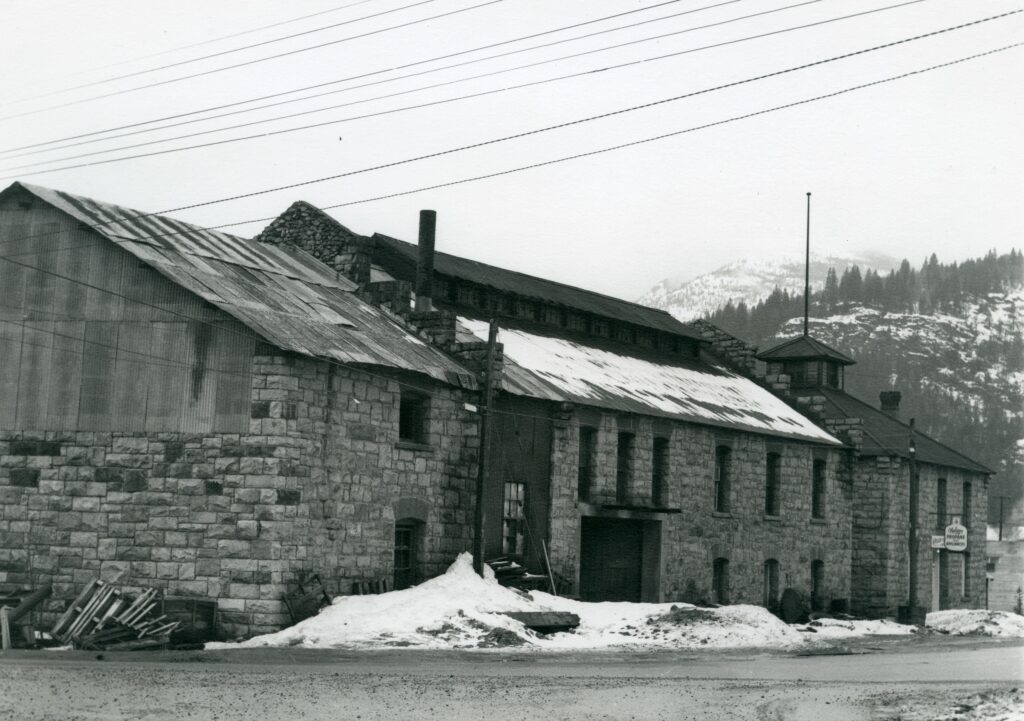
top-left (879, 391), bottom-right (902, 418)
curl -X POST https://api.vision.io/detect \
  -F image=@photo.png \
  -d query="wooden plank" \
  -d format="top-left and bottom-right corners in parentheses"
top-left (212, 324), bottom-right (253, 433)
top-left (1, 607), bottom-right (10, 650)
top-left (51, 580), bottom-right (99, 637)
top-left (144, 322), bottom-right (187, 432)
top-left (23, 222), bottom-right (60, 319)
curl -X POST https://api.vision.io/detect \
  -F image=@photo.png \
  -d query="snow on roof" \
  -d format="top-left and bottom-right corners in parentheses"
top-left (459, 318), bottom-right (841, 445)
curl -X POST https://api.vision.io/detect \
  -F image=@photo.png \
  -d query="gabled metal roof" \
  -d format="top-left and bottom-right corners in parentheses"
top-left (9, 182), bottom-right (476, 389)
top-left (457, 317), bottom-right (842, 445)
top-left (758, 334), bottom-right (857, 365)
top-left (814, 387), bottom-right (992, 474)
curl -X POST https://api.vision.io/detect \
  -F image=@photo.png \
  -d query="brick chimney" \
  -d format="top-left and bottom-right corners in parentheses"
top-left (415, 210), bottom-right (436, 312)
top-left (879, 391), bottom-right (902, 418)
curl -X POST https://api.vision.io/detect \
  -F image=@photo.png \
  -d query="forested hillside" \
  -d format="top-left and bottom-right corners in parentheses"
top-left (707, 250), bottom-right (1024, 520)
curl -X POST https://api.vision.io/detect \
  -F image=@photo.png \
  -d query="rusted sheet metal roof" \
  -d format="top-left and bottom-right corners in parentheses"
top-left (14, 182), bottom-right (475, 388)
top-left (816, 388), bottom-right (992, 474)
top-left (758, 335), bottom-right (856, 365)
top-left (373, 234), bottom-right (702, 340)
top-left (458, 318), bottom-right (840, 444)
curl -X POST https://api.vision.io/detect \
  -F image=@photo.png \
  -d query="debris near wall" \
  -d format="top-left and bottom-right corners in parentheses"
top-left (50, 580), bottom-right (180, 650)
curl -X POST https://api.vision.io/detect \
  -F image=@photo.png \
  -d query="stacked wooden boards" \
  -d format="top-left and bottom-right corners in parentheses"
top-left (50, 581), bottom-right (180, 650)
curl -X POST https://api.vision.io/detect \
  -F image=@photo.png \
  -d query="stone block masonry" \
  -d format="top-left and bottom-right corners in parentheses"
top-left (0, 353), bottom-right (478, 638)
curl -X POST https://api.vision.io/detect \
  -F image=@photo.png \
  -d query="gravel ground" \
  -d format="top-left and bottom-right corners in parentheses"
top-left (1, 637), bottom-right (1021, 720)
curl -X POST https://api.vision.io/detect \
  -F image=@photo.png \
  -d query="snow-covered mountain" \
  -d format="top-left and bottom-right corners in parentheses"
top-left (773, 290), bottom-right (1024, 511)
top-left (638, 252), bottom-right (897, 321)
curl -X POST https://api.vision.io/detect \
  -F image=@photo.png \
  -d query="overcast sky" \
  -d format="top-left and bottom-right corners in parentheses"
top-left (2, 0), bottom-right (1021, 299)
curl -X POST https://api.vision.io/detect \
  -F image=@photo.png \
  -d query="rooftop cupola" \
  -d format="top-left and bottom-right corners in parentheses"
top-left (757, 335), bottom-right (855, 390)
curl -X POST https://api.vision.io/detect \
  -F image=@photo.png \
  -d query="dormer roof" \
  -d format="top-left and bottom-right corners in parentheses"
top-left (757, 334), bottom-right (856, 365)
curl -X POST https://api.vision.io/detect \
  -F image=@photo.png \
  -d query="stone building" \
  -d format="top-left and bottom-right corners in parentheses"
top-left (255, 202), bottom-right (853, 611)
top-left (0, 182), bottom-right (481, 637)
top-left (752, 334), bottom-right (991, 616)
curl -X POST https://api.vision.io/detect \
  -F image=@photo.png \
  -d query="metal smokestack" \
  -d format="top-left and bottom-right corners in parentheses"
top-left (415, 210), bottom-right (436, 312)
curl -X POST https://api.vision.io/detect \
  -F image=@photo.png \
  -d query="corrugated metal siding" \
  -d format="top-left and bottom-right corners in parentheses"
top-left (11, 182), bottom-right (475, 389)
top-left (0, 200), bottom-right (254, 433)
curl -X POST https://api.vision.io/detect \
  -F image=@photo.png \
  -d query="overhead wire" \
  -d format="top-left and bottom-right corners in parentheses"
top-left (0, 0), bottom-right (735, 160)
top-left (5, 0), bottom-right (381, 91)
top-left (0, 0), bottom-right (713, 154)
top-left (0, 0), bottom-right (506, 122)
top-left (0, 12), bottom-right (1018, 255)
top-left (0, 40), bottom-right (1019, 408)
top-left (0, 0), bottom-right (946, 179)
top-left (11, 0), bottom-right (443, 103)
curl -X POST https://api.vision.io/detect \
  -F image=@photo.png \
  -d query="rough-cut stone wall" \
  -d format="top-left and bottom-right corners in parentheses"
top-left (850, 456), bottom-right (988, 616)
top-left (546, 407), bottom-right (852, 607)
top-left (0, 352), bottom-right (477, 638)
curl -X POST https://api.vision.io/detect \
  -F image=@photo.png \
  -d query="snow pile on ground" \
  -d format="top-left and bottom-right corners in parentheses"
top-left (795, 617), bottom-right (916, 638)
top-left (529, 593), bottom-right (804, 650)
top-left (208, 554), bottom-right (803, 651)
top-left (926, 609), bottom-right (1024, 637)
top-left (209, 553), bottom-right (537, 650)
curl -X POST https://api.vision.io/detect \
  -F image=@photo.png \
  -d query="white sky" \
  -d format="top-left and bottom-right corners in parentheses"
top-left (2, 0), bottom-right (1021, 299)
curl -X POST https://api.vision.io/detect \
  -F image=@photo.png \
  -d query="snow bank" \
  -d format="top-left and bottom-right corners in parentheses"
top-left (926, 610), bottom-right (1024, 637)
top-left (208, 554), bottom-right (803, 651)
top-left (795, 617), bottom-right (916, 639)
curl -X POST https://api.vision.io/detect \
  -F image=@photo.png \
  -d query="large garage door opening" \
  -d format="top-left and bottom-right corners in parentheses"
top-left (579, 517), bottom-right (661, 602)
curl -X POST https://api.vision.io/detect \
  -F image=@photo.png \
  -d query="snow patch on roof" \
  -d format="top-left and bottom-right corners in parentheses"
top-left (460, 319), bottom-right (839, 444)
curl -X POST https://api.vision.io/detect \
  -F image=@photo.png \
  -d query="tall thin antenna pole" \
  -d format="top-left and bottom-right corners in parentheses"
top-left (803, 192), bottom-right (811, 337)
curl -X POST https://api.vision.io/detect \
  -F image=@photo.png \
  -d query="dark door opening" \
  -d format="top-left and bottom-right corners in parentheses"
top-left (394, 521), bottom-right (420, 590)
top-left (580, 517), bottom-right (646, 602)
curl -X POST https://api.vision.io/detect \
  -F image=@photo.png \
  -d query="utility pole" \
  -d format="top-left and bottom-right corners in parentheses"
top-left (473, 319), bottom-right (499, 577)
top-left (903, 417), bottom-right (923, 623)
top-left (803, 191), bottom-right (811, 337)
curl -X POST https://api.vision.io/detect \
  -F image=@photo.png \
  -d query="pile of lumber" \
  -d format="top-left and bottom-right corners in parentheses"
top-left (51, 581), bottom-right (180, 650)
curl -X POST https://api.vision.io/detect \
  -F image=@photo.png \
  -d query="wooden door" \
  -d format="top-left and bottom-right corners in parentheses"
top-left (579, 518), bottom-right (643, 602)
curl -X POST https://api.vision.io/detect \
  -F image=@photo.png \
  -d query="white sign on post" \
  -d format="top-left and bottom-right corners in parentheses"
top-left (930, 535), bottom-right (946, 549)
top-left (944, 517), bottom-right (968, 552)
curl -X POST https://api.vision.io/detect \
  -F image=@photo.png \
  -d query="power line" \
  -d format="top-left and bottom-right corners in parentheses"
top-left (0, 7), bottom-right (1011, 229)
top-left (0, 0), bottom-right (505, 123)
top-left (0, 0), bottom-right (705, 155)
top-left (1, 0), bottom-right (943, 179)
top-left (0, 41), bottom-right (1018, 405)
top-left (9, 0), bottom-right (442, 104)
top-left (4, 0), bottom-right (381, 99)
top-left (0, 35), bottom-right (1015, 264)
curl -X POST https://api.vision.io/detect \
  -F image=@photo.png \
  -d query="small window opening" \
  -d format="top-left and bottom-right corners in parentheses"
top-left (712, 558), bottom-right (730, 605)
top-left (763, 559), bottom-right (780, 610)
top-left (652, 437), bottom-right (669, 507)
top-left (765, 452), bottom-right (781, 516)
top-left (616, 432), bottom-right (634, 504)
top-left (714, 446), bottom-right (731, 513)
top-left (577, 426), bottom-right (597, 502)
top-left (398, 391), bottom-right (429, 444)
top-left (812, 459), bottom-right (827, 519)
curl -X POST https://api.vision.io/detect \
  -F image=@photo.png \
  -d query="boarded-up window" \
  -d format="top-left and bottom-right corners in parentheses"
top-left (714, 446), bottom-right (731, 513)
top-left (712, 558), bottom-right (729, 604)
top-left (502, 481), bottom-right (526, 556)
top-left (616, 432), bottom-right (634, 504)
top-left (765, 452), bottom-right (781, 516)
top-left (578, 426), bottom-right (597, 502)
top-left (652, 437), bottom-right (669, 507)
top-left (812, 459), bottom-right (827, 519)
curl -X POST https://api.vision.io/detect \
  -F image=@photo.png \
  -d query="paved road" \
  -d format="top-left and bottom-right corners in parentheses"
top-left (2, 637), bottom-right (1021, 720)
